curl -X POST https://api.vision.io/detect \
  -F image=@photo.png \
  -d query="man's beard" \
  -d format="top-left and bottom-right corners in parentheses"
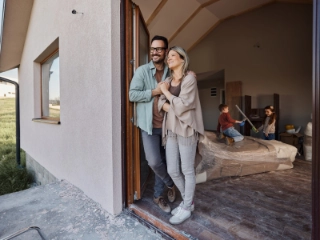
top-left (152, 54), bottom-right (164, 64)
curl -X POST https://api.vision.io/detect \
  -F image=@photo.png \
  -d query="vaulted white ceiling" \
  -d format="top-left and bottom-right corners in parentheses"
top-left (133, 0), bottom-right (312, 51)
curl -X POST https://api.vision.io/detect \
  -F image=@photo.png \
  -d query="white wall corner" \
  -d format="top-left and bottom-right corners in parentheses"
top-left (107, 0), bottom-right (122, 215)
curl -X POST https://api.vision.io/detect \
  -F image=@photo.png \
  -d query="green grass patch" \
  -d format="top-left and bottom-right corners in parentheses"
top-left (0, 98), bottom-right (33, 195)
top-left (49, 107), bottom-right (60, 118)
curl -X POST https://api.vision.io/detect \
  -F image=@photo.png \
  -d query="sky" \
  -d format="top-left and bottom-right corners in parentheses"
top-left (0, 68), bottom-right (18, 82)
top-left (0, 0), bottom-right (18, 82)
top-left (49, 56), bottom-right (60, 100)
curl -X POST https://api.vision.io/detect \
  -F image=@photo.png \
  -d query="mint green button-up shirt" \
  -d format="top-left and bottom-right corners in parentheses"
top-left (129, 61), bottom-right (170, 135)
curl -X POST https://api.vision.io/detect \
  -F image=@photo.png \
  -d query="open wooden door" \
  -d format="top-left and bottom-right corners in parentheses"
top-left (124, 0), bottom-right (150, 205)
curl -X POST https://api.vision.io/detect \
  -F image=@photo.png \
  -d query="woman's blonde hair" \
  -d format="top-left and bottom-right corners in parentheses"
top-left (168, 46), bottom-right (189, 79)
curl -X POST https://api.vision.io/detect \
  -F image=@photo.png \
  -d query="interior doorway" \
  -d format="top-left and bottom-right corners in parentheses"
top-left (122, 0), bottom-right (317, 238)
top-left (197, 70), bottom-right (225, 131)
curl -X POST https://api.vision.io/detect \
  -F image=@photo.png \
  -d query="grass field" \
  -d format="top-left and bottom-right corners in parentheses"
top-left (0, 97), bottom-right (33, 195)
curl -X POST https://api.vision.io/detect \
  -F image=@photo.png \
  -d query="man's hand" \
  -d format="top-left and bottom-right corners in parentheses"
top-left (160, 82), bottom-right (170, 93)
top-left (187, 70), bottom-right (197, 79)
top-left (152, 82), bottom-right (163, 96)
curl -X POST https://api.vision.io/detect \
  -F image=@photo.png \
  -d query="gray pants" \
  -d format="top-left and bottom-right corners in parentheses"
top-left (166, 131), bottom-right (197, 210)
top-left (141, 128), bottom-right (174, 198)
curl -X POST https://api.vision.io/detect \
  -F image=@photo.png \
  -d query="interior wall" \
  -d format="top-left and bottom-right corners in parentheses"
top-left (18, 0), bottom-right (122, 214)
top-left (189, 3), bottom-right (312, 133)
top-left (198, 78), bottom-right (224, 130)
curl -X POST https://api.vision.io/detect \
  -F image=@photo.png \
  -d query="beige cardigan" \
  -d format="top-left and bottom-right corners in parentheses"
top-left (258, 117), bottom-right (276, 134)
top-left (158, 74), bottom-right (204, 144)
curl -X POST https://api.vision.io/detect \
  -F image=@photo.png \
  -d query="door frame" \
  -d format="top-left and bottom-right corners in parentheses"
top-left (121, 0), bottom-right (320, 238)
top-left (122, 0), bottom-right (134, 206)
top-left (312, 0), bottom-right (320, 238)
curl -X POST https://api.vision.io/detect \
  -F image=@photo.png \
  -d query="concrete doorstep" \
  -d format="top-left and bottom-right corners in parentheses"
top-left (0, 180), bottom-right (162, 240)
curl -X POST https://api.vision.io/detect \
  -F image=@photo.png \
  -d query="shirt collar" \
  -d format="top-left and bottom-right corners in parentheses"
top-left (148, 60), bottom-right (169, 80)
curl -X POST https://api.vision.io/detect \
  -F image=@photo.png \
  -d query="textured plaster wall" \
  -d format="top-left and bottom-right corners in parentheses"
top-left (189, 3), bottom-right (312, 133)
top-left (19, 0), bottom-right (122, 214)
top-left (198, 79), bottom-right (225, 131)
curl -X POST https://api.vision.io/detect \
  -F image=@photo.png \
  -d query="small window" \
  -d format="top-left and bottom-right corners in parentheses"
top-left (210, 87), bottom-right (217, 97)
top-left (41, 50), bottom-right (60, 119)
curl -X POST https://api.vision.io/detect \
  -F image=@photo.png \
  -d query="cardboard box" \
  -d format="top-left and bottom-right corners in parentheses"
top-left (279, 132), bottom-right (303, 147)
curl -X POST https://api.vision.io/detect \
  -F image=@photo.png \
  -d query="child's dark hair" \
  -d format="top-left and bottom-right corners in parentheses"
top-left (218, 104), bottom-right (228, 112)
top-left (151, 35), bottom-right (168, 49)
top-left (264, 105), bottom-right (277, 125)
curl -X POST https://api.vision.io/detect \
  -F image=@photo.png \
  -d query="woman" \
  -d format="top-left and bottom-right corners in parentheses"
top-left (158, 46), bottom-right (204, 224)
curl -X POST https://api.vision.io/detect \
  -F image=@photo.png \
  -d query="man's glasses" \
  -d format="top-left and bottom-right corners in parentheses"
top-left (150, 47), bottom-right (166, 53)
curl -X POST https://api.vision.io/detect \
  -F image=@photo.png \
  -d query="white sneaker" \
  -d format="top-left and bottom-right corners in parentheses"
top-left (171, 202), bottom-right (194, 215)
top-left (169, 208), bottom-right (191, 225)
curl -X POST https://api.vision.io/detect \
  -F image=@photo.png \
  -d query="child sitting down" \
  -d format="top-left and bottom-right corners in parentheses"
top-left (217, 104), bottom-right (244, 145)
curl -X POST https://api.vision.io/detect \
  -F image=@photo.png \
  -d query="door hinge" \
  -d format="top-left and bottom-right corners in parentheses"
top-left (130, 117), bottom-right (134, 123)
top-left (130, 59), bottom-right (135, 65)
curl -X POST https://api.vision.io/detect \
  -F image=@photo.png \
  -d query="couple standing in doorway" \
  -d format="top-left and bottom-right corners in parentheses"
top-left (129, 35), bottom-right (204, 225)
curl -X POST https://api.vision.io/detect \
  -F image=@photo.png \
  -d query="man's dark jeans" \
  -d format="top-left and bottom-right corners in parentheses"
top-left (141, 128), bottom-right (174, 198)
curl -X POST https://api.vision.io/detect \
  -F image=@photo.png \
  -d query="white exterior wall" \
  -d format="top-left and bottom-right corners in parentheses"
top-left (19, 0), bottom-right (122, 214)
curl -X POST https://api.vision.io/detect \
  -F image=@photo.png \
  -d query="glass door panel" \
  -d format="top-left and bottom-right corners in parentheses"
top-left (132, 4), bottom-right (150, 200)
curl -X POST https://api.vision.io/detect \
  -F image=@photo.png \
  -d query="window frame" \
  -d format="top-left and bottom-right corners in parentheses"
top-left (39, 48), bottom-right (60, 121)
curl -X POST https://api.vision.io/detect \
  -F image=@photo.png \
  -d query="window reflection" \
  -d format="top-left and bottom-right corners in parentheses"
top-left (41, 52), bottom-right (60, 119)
top-left (139, 20), bottom-right (149, 65)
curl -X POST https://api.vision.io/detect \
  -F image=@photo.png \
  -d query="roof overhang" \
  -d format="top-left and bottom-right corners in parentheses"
top-left (0, 0), bottom-right (34, 73)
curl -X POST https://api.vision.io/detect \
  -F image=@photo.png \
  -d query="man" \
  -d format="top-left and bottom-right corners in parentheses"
top-left (129, 35), bottom-right (175, 213)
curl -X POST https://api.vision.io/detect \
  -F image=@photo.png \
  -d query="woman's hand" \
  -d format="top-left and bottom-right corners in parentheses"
top-left (160, 82), bottom-right (172, 102)
top-left (162, 102), bottom-right (170, 112)
top-left (160, 82), bottom-right (170, 93)
top-left (152, 82), bottom-right (163, 96)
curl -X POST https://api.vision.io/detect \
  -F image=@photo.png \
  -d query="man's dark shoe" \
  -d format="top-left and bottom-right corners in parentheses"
top-left (167, 185), bottom-right (176, 203)
top-left (153, 196), bottom-right (171, 213)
